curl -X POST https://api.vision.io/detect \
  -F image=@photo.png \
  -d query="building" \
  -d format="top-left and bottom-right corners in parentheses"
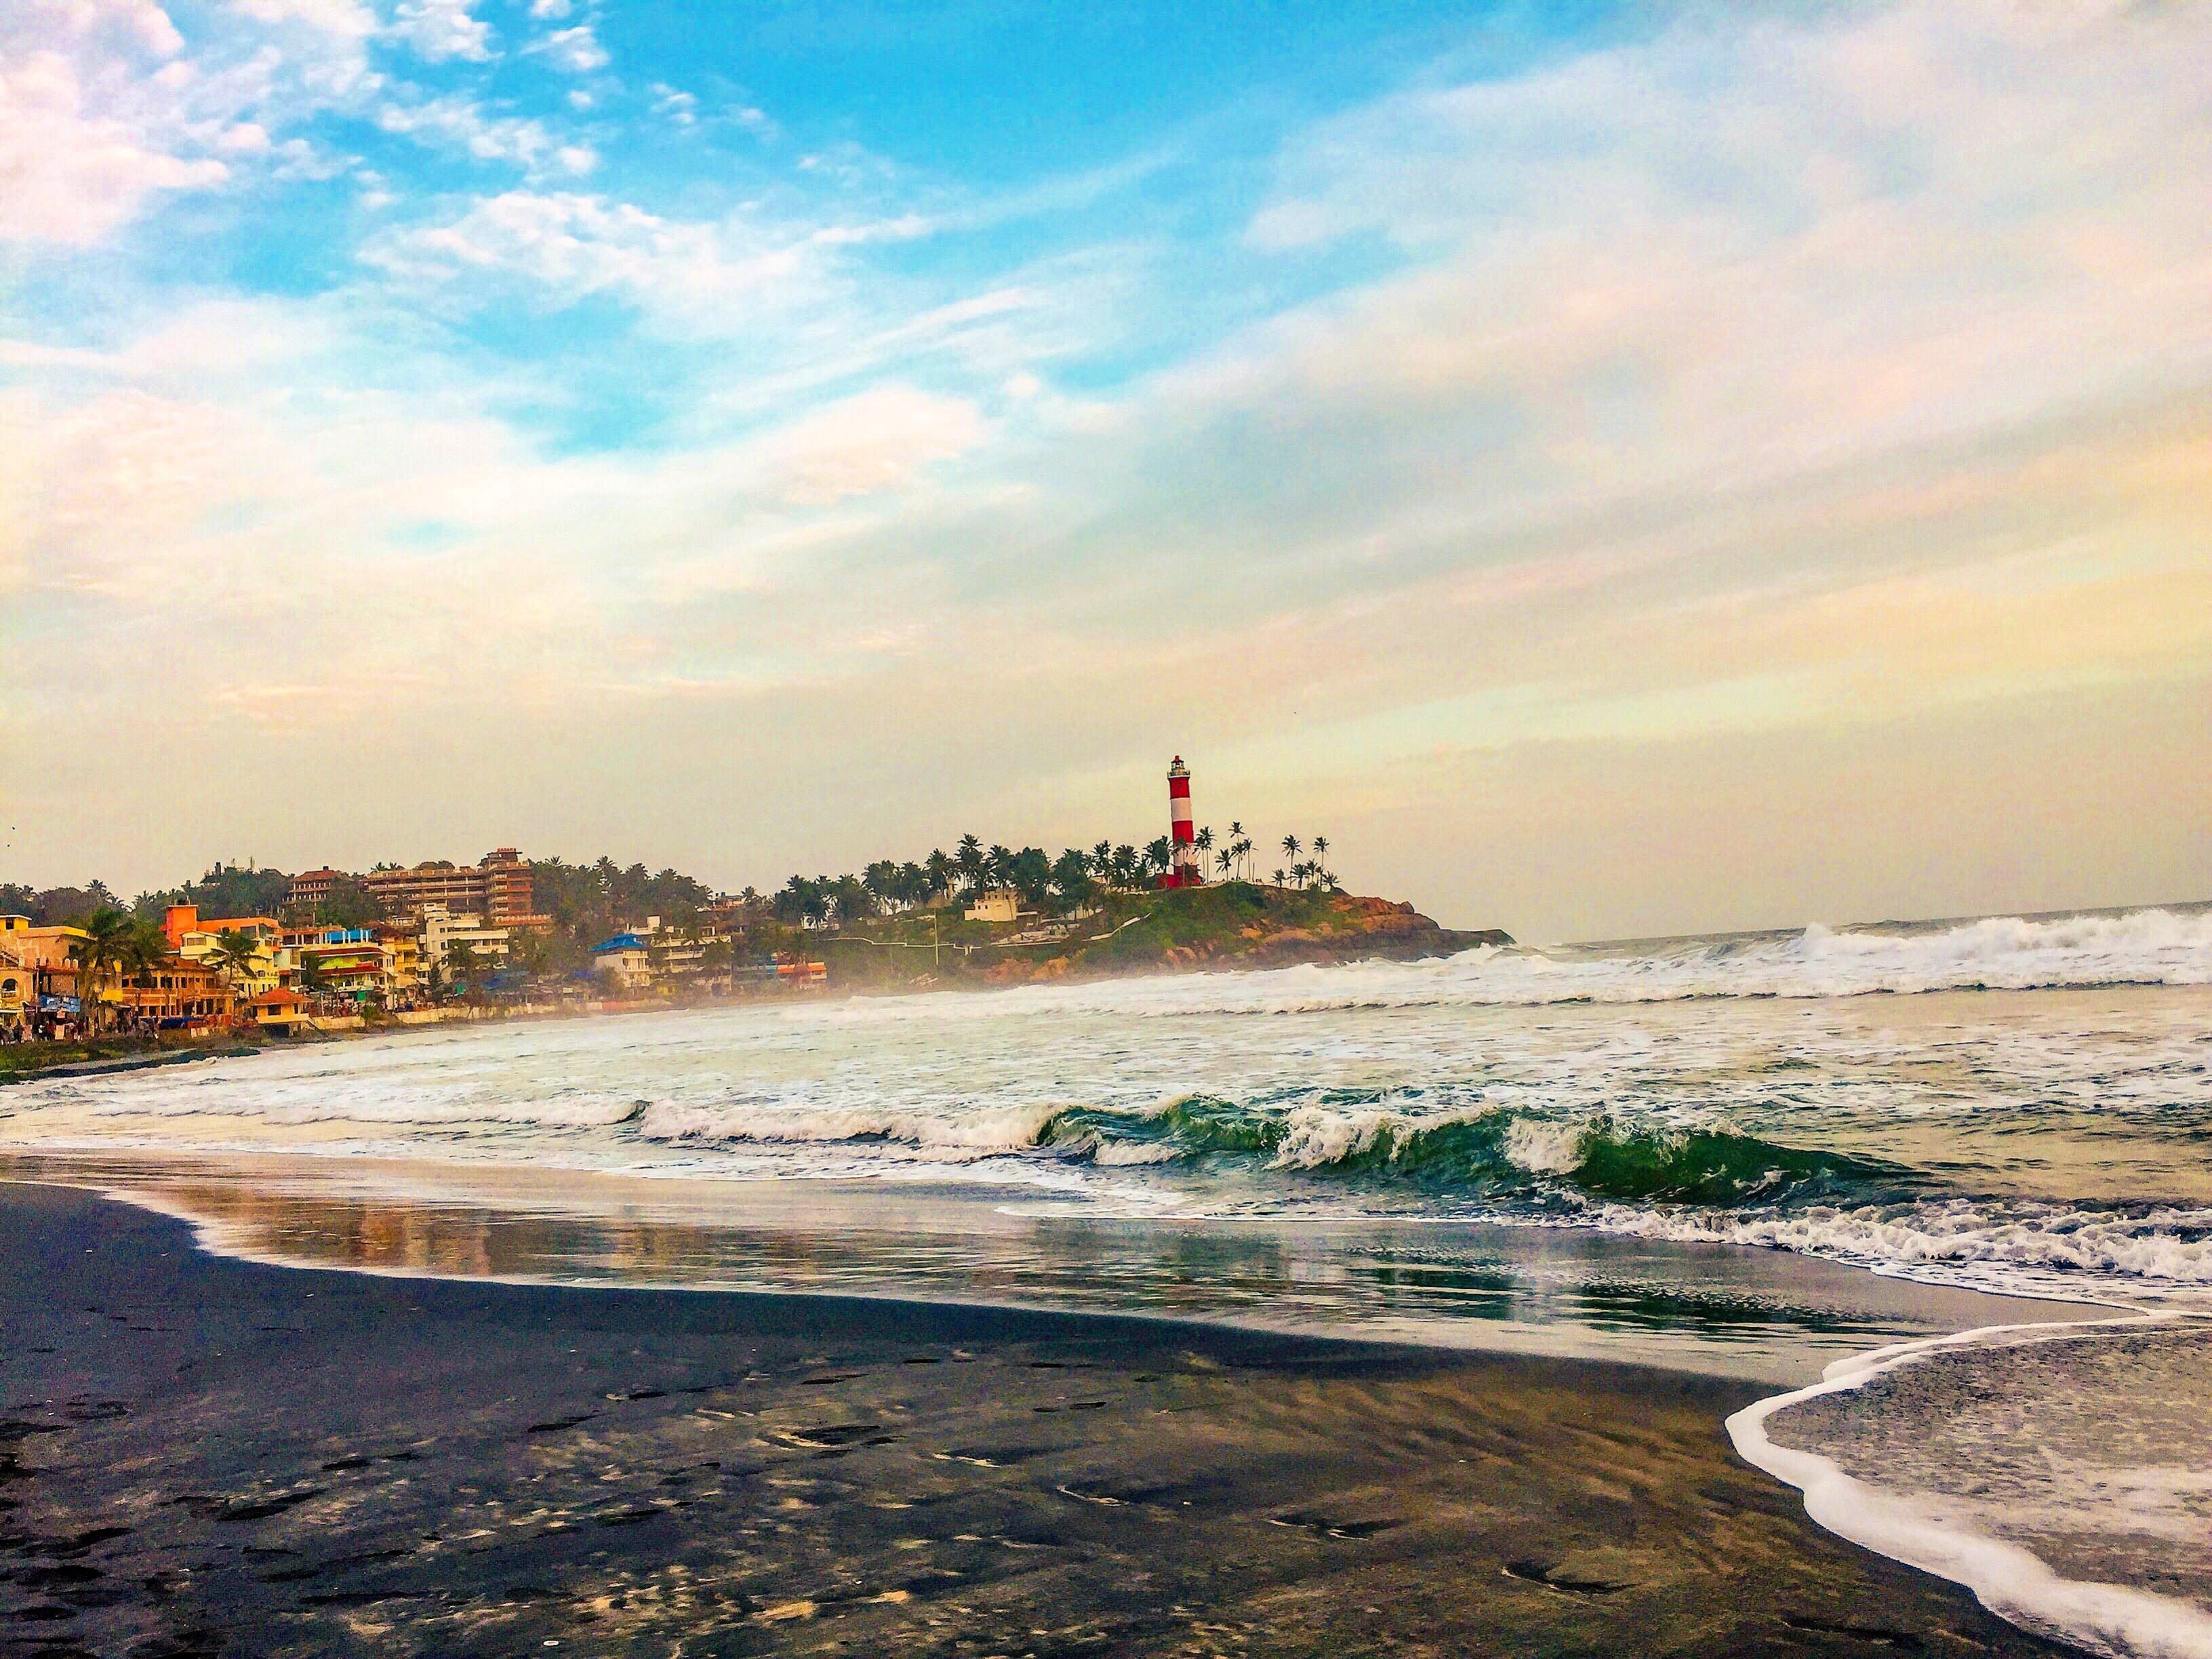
top-left (965, 890), bottom-right (1022, 923)
top-left (247, 987), bottom-right (313, 1033)
top-left (592, 933), bottom-right (653, 991)
top-left (420, 906), bottom-right (510, 978)
top-left (113, 957), bottom-right (235, 1028)
top-left (0, 917), bottom-right (88, 1012)
top-left (361, 850), bottom-right (550, 930)
top-left (285, 867), bottom-right (346, 913)
top-left (164, 906), bottom-right (283, 998)
top-left (374, 922), bottom-right (422, 992)
top-left (477, 848), bottom-right (548, 929)
top-left (0, 933), bottom-right (25, 1030)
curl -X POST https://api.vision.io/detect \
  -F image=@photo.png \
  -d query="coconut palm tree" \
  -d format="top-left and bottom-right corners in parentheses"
top-left (1312, 836), bottom-right (1329, 864)
top-left (65, 908), bottom-right (140, 1032)
top-left (1271, 867), bottom-right (1287, 888)
top-left (442, 939), bottom-right (482, 995)
top-left (207, 929), bottom-right (264, 995)
top-left (1215, 848), bottom-right (1234, 879)
top-left (1144, 837), bottom-right (1173, 881)
top-left (1281, 834), bottom-right (1301, 864)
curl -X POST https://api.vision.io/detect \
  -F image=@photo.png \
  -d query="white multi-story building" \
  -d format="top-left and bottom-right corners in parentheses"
top-left (420, 905), bottom-right (511, 972)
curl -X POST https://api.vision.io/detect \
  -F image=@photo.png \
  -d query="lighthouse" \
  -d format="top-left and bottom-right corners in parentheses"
top-left (1167, 756), bottom-right (1201, 887)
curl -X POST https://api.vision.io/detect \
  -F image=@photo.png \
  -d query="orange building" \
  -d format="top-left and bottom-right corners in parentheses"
top-left (359, 849), bottom-right (550, 930)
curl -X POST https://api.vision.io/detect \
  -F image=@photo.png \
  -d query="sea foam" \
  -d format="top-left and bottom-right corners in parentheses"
top-left (1732, 1318), bottom-right (2212, 1658)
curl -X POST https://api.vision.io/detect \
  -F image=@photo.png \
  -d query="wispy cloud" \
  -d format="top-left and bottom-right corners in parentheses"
top-left (525, 22), bottom-right (606, 73)
top-left (3, 1), bottom-right (2208, 929)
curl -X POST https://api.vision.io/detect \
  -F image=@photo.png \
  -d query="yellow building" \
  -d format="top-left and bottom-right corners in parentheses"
top-left (0, 916), bottom-right (88, 1014)
top-left (167, 907), bottom-right (284, 998)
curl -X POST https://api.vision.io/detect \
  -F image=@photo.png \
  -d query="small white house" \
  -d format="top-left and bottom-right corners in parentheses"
top-left (964, 889), bottom-right (1022, 924)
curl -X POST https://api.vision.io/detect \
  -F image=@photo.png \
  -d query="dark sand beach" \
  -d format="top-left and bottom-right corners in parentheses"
top-left (0, 1182), bottom-right (2076, 1658)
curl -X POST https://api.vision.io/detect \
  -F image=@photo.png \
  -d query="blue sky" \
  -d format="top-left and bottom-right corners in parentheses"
top-left (3, 0), bottom-right (2209, 937)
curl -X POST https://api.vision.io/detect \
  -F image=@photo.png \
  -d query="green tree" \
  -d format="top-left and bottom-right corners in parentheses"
top-left (207, 929), bottom-right (265, 993)
top-left (316, 876), bottom-right (381, 929)
top-left (1144, 837), bottom-right (1173, 881)
top-left (1049, 849), bottom-right (1095, 915)
top-left (442, 940), bottom-right (483, 999)
top-left (65, 908), bottom-right (138, 1031)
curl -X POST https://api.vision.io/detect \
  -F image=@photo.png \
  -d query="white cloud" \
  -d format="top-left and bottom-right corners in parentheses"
top-left (527, 0), bottom-right (569, 16)
top-left (226, 0), bottom-right (374, 40)
top-left (373, 96), bottom-right (591, 172)
top-left (388, 0), bottom-right (491, 62)
top-left (363, 188), bottom-right (812, 314)
top-left (525, 23), bottom-right (605, 73)
top-left (0, 49), bottom-right (227, 244)
top-left (649, 82), bottom-right (695, 126)
top-left (755, 386), bottom-right (986, 505)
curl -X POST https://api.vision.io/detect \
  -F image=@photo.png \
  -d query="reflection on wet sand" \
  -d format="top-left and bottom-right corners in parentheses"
top-left (1, 1149), bottom-right (2097, 1384)
top-left (0, 1183), bottom-right (2079, 1659)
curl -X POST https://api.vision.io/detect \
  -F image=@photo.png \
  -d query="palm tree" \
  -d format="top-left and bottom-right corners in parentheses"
top-left (1232, 837), bottom-right (1252, 880)
top-left (1271, 867), bottom-right (1287, 888)
top-left (442, 939), bottom-right (482, 995)
top-left (1215, 848), bottom-right (1233, 879)
top-left (207, 929), bottom-right (264, 995)
top-left (956, 834), bottom-right (985, 893)
top-left (65, 908), bottom-right (140, 1032)
top-left (1226, 823), bottom-right (1247, 880)
top-left (1312, 836), bottom-right (1329, 864)
top-left (1144, 837), bottom-right (1173, 881)
top-left (1281, 834), bottom-right (1301, 864)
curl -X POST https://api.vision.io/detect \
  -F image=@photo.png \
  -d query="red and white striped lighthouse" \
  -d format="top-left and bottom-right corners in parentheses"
top-left (1167, 755), bottom-right (1201, 887)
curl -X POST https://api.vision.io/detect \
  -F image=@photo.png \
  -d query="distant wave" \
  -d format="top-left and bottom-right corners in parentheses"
top-left (800, 906), bottom-right (2212, 1021)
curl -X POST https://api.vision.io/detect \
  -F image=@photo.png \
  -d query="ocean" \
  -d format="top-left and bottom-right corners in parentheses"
top-left (4, 902), bottom-right (2209, 1656)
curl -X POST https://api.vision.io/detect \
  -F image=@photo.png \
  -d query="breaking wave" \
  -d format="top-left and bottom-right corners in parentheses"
top-left (634, 1092), bottom-right (2212, 1301)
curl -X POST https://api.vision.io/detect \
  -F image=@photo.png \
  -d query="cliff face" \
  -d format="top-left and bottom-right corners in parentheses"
top-left (981, 885), bottom-right (1510, 984)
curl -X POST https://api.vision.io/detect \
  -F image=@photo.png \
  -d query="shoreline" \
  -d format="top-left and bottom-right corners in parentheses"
top-left (0, 1179), bottom-right (2083, 1656)
top-left (0, 1146), bottom-right (2106, 1386)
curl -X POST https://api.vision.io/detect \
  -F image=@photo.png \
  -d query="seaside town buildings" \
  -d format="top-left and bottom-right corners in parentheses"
top-left (3, 761), bottom-right (1224, 1039)
top-left (1, 847), bottom-right (816, 1039)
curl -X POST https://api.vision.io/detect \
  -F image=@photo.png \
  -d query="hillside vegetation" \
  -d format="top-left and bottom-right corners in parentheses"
top-left (819, 882), bottom-right (1509, 991)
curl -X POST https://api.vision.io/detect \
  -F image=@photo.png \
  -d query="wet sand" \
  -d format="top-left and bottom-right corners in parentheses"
top-left (0, 1181), bottom-right (2075, 1658)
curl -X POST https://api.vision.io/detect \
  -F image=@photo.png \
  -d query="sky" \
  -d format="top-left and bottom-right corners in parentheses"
top-left (2, 0), bottom-right (2208, 941)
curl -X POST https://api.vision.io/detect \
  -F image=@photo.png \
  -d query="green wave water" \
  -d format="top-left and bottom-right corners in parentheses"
top-left (1041, 1098), bottom-right (1914, 1208)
